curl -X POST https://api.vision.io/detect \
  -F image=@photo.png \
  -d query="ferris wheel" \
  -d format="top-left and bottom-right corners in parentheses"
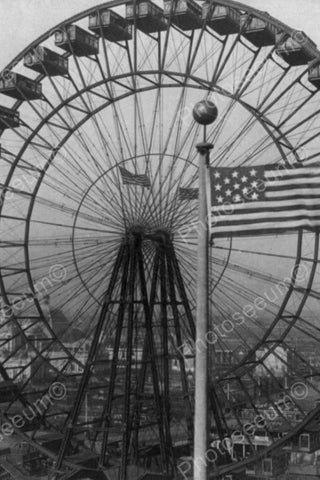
top-left (1, 1), bottom-right (320, 479)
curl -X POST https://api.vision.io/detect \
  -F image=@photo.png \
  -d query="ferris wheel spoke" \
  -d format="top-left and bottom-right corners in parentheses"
top-left (209, 99), bottom-right (239, 155)
top-left (138, 101), bottom-right (190, 223)
top-left (172, 200), bottom-right (198, 230)
top-left (282, 313), bottom-right (320, 345)
top-left (166, 32), bottom-right (189, 74)
top-left (134, 97), bottom-right (160, 223)
top-left (96, 50), bottom-right (128, 158)
top-left (187, 24), bottom-right (213, 77)
top-left (282, 104), bottom-right (320, 144)
top-left (7, 245), bottom-right (110, 304)
top-left (54, 261), bottom-right (110, 311)
top-left (95, 47), bottom-right (140, 190)
top-left (24, 131), bottom-right (121, 223)
top-left (237, 49), bottom-right (276, 100)
top-left (1, 127), bottom-right (55, 181)
top-left (42, 154), bottom-right (128, 225)
top-left (72, 245), bottom-right (119, 279)
top-left (59, 89), bottom-right (121, 172)
top-left (138, 35), bottom-right (159, 72)
top-left (213, 107), bottom-right (275, 167)
top-left (167, 170), bottom-right (200, 230)
top-left (260, 65), bottom-right (309, 117)
top-left (277, 90), bottom-right (316, 131)
top-left (177, 242), bottom-right (288, 303)
top-left (31, 196), bottom-right (123, 230)
top-left (43, 70), bottom-right (131, 183)
top-left (35, 277), bottom-right (110, 331)
top-left (150, 156), bottom-right (197, 228)
top-left (146, 142), bottom-right (197, 226)
top-left (102, 37), bottom-right (130, 78)
top-left (212, 105), bottom-right (267, 164)
top-left (212, 276), bottom-right (267, 316)
top-left (160, 125), bottom-right (197, 224)
top-left (212, 75), bottom-right (281, 164)
top-left (17, 99), bottom-right (65, 151)
top-left (8, 239), bottom-right (109, 276)
top-left (55, 259), bottom-right (112, 315)
top-left (212, 255), bottom-right (294, 287)
top-left (145, 90), bottom-right (162, 169)
top-left (238, 134), bottom-right (284, 167)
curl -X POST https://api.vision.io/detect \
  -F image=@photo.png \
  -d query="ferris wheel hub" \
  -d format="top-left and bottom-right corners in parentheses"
top-left (147, 228), bottom-right (172, 248)
top-left (126, 225), bottom-right (172, 248)
top-left (127, 224), bottom-right (146, 237)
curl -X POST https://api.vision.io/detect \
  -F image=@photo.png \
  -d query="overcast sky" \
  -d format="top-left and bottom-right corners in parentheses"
top-left (0, 0), bottom-right (319, 69)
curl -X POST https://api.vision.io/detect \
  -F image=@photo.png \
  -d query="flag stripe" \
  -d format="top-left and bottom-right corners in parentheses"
top-left (265, 174), bottom-right (320, 183)
top-left (213, 208), bottom-right (320, 225)
top-left (212, 197), bottom-right (320, 213)
top-left (266, 190), bottom-right (320, 198)
top-left (213, 205), bottom-right (320, 220)
top-left (264, 165), bottom-right (320, 177)
top-left (210, 164), bottom-right (320, 237)
top-left (267, 181), bottom-right (320, 190)
top-left (211, 217), bottom-right (320, 237)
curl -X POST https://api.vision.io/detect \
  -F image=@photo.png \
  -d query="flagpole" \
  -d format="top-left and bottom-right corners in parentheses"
top-left (192, 100), bottom-right (218, 480)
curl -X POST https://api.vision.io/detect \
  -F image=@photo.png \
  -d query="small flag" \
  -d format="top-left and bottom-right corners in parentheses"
top-left (119, 167), bottom-right (151, 188)
top-left (210, 163), bottom-right (320, 236)
top-left (179, 187), bottom-right (199, 201)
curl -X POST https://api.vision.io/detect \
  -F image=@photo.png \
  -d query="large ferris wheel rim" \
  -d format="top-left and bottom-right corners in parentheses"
top-left (1, 0), bottom-right (320, 92)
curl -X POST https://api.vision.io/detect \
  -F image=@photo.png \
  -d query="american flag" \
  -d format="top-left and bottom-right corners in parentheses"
top-left (179, 187), bottom-right (199, 201)
top-left (210, 164), bottom-right (320, 237)
top-left (119, 167), bottom-right (151, 188)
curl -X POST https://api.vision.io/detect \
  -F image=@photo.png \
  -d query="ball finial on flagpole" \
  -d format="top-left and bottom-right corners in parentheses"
top-left (193, 99), bottom-right (218, 125)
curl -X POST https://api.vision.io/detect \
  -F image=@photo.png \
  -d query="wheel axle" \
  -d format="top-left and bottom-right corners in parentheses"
top-left (126, 226), bottom-right (172, 248)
